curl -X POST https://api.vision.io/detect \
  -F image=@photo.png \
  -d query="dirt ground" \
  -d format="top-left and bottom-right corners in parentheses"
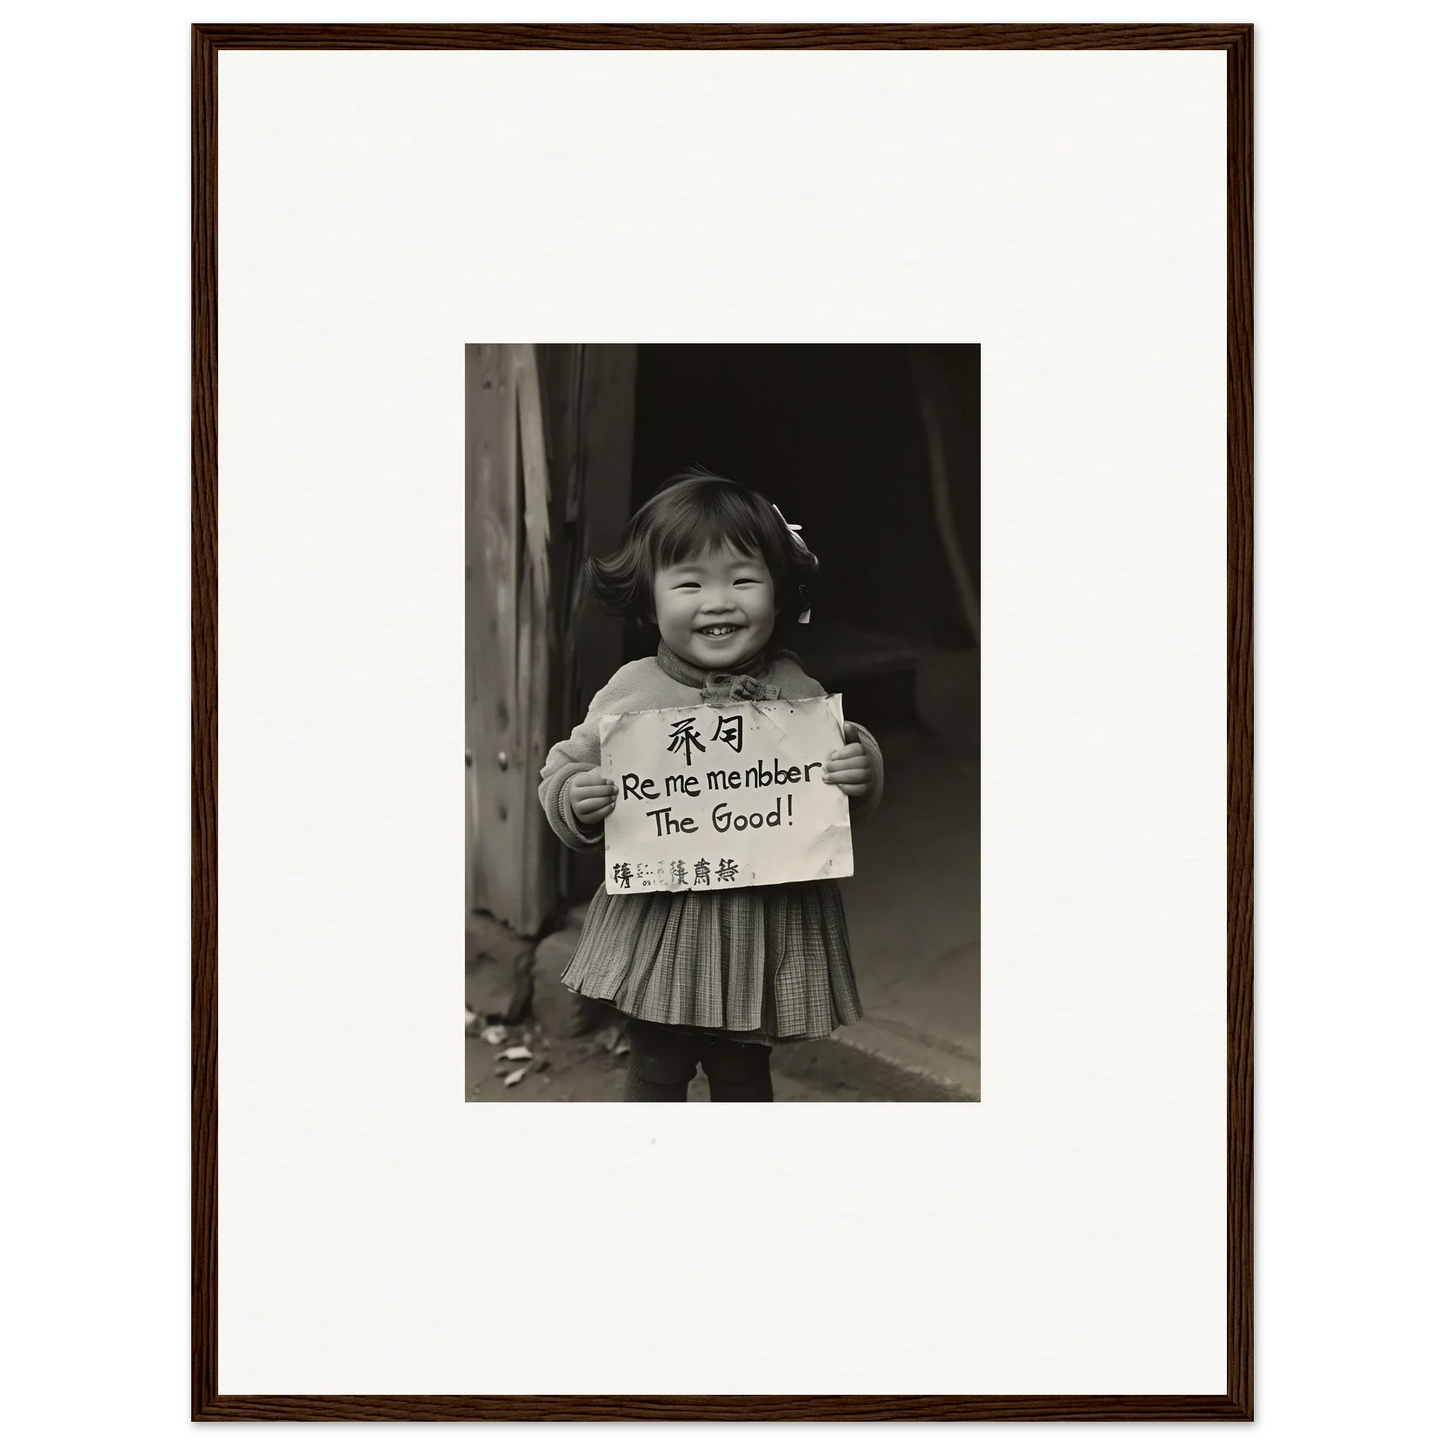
top-left (465, 1013), bottom-right (963, 1103)
top-left (467, 1020), bottom-right (825, 1102)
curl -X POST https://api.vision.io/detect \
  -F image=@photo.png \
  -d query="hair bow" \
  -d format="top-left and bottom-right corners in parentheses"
top-left (772, 504), bottom-right (813, 624)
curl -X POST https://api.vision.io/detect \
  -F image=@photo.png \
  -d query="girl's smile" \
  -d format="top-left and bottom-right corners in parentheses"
top-left (653, 544), bottom-right (778, 671)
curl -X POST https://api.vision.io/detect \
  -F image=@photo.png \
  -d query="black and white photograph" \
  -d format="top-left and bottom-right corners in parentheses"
top-left (465, 345), bottom-right (981, 1102)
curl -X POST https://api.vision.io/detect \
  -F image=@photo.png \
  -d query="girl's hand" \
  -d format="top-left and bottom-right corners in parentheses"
top-left (569, 769), bottom-right (618, 826)
top-left (822, 723), bottom-right (874, 798)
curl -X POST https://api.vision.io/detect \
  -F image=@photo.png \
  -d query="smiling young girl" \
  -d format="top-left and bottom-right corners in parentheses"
top-left (538, 468), bottom-right (884, 1101)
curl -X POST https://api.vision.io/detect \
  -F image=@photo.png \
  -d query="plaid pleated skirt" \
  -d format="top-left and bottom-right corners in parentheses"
top-left (561, 881), bottom-right (864, 1043)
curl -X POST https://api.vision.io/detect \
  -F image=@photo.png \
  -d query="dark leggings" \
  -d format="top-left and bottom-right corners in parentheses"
top-left (622, 1017), bottom-right (774, 1102)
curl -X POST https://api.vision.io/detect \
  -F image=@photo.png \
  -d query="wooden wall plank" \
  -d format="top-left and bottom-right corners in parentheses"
top-left (535, 345), bottom-right (587, 909)
top-left (562, 346), bottom-right (636, 905)
top-left (465, 343), bottom-right (520, 925)
top-left (515, 346), bottom-right (557, 935)
top-left (464, 345), bottom-right (484, 918)
top-left (466, 344), bottom-right (569, 935)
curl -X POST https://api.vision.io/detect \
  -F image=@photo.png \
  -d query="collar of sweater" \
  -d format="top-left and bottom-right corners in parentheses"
top-left (655, 640), bottom-right (797, 701)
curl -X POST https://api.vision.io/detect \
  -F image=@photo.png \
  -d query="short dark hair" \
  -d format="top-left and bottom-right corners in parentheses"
top-left (585, 467), bottom-right (818, 628)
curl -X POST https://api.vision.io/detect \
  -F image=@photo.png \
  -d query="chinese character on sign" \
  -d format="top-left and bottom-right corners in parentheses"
top-left (716, 858), bottom-right (739, 884)
top-left (612, 862), bottom-right (632, 889)
top-left (666, 716), bottom-right (707, 766)
top-left (693, 859), bottom-right (712, 886)
top-left (670, 859), bottom-right (688, 887)
top-left (711, 713), bottom-right (743, 753)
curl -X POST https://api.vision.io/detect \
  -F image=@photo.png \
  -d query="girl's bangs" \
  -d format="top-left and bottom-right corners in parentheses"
top-left (651, 494), bottom-right (772, 571)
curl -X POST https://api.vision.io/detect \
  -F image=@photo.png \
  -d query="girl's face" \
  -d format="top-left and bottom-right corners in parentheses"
top-left (652, 543), bottom-right (778, 671)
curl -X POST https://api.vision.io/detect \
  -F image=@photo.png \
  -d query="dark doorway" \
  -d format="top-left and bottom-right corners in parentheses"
top-left (628, 344), bottom-right (982, 1090)
top-left (630, 345), bottom-right (978, 730)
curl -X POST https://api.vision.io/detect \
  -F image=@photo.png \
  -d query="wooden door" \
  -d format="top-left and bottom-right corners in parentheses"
top-left (466, 344), bottom-right (636, 935)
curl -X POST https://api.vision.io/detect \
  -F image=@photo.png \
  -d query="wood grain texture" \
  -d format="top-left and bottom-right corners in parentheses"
top-left (193, 21), bottom-right (1253, 1423)
top-left (1224, 22), bottom-right (1256, 1426)
top-left (464, 344), bottom-right (561, 935)
top-left (193, 1392), bottom-right (1249, 1423)
top-left (465, 344), bottom-right (520, 925)
top-left (190, 22), bottom-right (219, 1423)
top-left (516, 345), bottom-right (558, 935)
top-left (192, 22), bottom-right (1250, 51)
top-left (536, 343), bottom-right (637, 909)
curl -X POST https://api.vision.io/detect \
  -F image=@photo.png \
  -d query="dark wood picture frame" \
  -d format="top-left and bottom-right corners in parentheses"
top-left (193, 22), bottom-right (1252, 1423)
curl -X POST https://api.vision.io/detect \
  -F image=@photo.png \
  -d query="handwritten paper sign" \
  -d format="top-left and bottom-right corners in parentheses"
top-left (597, 695), bottom-right (854, 894)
